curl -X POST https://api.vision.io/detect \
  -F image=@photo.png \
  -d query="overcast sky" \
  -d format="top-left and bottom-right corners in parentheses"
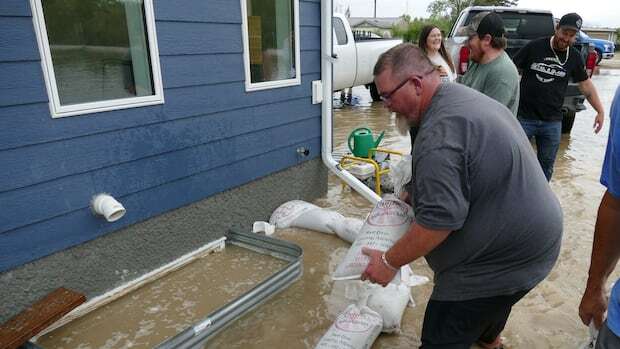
top-left (334, 0), bottom-right (620, 28)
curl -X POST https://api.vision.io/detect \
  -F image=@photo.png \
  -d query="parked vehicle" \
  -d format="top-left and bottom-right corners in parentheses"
top-left (332, 13), bottom-right (402, 101)
top-left (577, 30), bottom-right (615, 64)
top-left (445, 6), bottom-right (598, 134)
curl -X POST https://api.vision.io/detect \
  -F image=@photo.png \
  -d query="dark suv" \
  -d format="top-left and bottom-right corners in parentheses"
top-left (445, 6), bottom-right (597, 134)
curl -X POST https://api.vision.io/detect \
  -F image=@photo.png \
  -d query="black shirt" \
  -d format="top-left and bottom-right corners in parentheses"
top-left (513, 37), bottom-right (588, 121)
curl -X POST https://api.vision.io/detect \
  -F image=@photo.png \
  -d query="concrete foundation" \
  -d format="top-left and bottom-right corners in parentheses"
top-left (0, 159), bottom-right (327, 323)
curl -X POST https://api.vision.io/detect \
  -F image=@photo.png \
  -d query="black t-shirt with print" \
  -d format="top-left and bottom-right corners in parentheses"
top-left (513, 37), bottom-right (588, 121)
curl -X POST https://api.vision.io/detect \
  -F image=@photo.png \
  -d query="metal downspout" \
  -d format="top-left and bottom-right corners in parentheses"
top-left (320, 0), bottom-right (381, 205)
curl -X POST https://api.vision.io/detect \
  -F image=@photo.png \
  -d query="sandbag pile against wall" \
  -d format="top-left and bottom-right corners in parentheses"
top-left (315, 303), bottom-right (383, 349)
top-left (333, 197), bottom-right (413, 281)
top-left (269, 200), bottom-right (363, 243)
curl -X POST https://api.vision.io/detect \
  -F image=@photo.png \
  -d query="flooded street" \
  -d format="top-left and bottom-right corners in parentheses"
top-left (213, 69), bottom-right (620, 348)
top-left (34, 68), bottom-right (620, 349)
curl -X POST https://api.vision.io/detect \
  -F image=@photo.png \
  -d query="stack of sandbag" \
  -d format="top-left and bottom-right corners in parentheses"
top-left (268, 200), bottom-right (363, 243)
top-left (267, 197), bottom-right (428, 347)
top-left (314, 197), bottom-right (428, 348)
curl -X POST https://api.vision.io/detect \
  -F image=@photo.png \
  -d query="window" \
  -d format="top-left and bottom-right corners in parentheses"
top-left (31, 0), bottom-right (164, 118)
top-left (241, 0), bottom-right (301, 91)
top-left (333, 17), bottom-right (348, 45)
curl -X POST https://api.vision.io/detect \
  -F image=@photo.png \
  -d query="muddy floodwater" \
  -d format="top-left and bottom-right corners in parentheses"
top-left (36, 69), bottom-right (619, 349)
top-left (37, 245), bottom-right (286, 349)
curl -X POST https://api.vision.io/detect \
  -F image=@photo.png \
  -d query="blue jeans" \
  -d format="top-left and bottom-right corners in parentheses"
top-left (518, 118), bottom-right (562, 181)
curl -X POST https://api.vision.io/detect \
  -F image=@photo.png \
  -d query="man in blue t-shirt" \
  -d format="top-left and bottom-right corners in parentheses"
top-left (579, 85), bottom-right (620, 348)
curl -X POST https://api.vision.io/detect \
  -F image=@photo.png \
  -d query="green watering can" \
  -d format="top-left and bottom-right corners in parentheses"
top-left (348, 127), bottom-right (385, 158)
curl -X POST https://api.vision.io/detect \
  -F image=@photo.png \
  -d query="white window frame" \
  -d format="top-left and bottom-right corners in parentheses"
top-left (240, 0), bottom-right (301, 92)
top-left (30, 0), bottom-right (165, 119)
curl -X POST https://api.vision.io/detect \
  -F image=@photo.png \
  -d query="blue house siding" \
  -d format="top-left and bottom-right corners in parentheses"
top-left (0, 0), bottom-right (323, 272)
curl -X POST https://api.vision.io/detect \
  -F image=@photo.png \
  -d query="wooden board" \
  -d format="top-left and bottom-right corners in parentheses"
top-left (0, 287), bottom-right (86, 349)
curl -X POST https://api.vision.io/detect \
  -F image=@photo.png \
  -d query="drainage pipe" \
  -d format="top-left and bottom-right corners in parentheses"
top-left (320, 0), bottom-right (381, 205)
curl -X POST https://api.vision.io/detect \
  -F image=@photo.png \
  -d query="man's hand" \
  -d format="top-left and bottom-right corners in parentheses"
top-left (436, 66), bottom-right (448, 77)
top-left (360, 247), bottom-right (398, 287)
top-left (594, 112), bottom-right (604, 134)
top-left (579, 284), bottom-right (608, 329)
top-left (578, 79), bottom-right (605, 133)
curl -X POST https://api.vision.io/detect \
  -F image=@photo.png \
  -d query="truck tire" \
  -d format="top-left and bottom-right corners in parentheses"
top-left (562, 109), bottom-right (576, 134)
top-left (369, 83), bottom-right (381, 102)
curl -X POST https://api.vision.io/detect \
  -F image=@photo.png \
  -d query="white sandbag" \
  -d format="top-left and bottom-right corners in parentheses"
top-left (315, 304), bottom-right (383, 349)
top-left (269, 200), bottom-right (364, 243)
top-left (389, 155), bottom-right (412, 198)
top-left (334, 217), bottom-right (364, 244)
top-left (292, 208), bottom-right (345, 235)
top-left (366, 283), bottom-right (411, 333)
top-left (269, 200), bottom-right (319, 228)
top-left (343, 275), bottom-right (419, 334)
top-left (333, 198), bottom-right (413, 281)
top-left (400, 265), bottom-right (430, 288)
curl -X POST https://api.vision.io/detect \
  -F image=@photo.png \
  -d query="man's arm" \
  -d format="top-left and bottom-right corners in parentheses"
top-left (579, 191), bottom-right (620, 328)
top-left (578, 79), bottom-right (605, 133)
top-left (361, 222), bottom-right (450, 286)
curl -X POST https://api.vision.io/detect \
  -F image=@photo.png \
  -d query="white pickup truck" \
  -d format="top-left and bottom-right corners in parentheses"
top-left (332, 13), bottom-right (403, 101)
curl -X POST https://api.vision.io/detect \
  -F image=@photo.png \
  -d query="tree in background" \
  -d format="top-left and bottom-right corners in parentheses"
top-left (427, 0), bottom-right (518, 23)
top-left (392, 16), bottom-right (452, 44)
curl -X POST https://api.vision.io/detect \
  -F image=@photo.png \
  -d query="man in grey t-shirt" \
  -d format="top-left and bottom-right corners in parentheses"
top-left (458, 11), bottom-right (520, 115)
top-left (361, 43), bottom-right (562, 348)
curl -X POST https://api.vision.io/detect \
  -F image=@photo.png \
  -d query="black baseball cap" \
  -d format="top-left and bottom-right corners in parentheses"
top-left (457, 12), bottom-right (506, 38)
top-left (558, 13), bottom-right (582, 31)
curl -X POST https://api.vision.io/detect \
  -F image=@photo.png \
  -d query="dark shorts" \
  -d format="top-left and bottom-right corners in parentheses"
top-left (420, 289), bottom-right (531, 349)
top-left (596, 321), bottom-right (620, 349)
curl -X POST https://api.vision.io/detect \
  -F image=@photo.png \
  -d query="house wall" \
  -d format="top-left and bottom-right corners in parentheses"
top-left (0, 159), bottom-right (326, 324)
top-left (0, 0), bottom-right (324, 322)
top-left (583, 29), bottom-right (617, 43)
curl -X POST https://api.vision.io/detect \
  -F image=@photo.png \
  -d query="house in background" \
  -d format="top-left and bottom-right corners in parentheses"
top-left (347, 17), bottom-right (407, 38)
top-left (582, 27), bottom-right (618, 46)
top-left (0, 0), bottom-right (324, 323)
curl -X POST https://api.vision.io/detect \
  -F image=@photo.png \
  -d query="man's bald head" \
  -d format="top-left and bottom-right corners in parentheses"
top-left (374, 43), bottom-right (435, 81)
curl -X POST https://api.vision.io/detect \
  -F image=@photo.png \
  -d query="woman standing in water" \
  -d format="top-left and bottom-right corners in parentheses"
top-left (418, 25), bottom-right (456, 82)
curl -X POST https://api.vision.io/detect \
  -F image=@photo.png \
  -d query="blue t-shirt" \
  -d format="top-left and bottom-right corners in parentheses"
top-left (603, 86), bottom-right (620, 336)
top-left (601, 86), bottom-right (620, 198)
top-left (609, 280), bottom-right (620, 335)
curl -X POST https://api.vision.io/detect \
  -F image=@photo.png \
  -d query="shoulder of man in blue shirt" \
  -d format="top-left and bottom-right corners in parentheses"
top-left (601, 86), bottom-right (620, 198)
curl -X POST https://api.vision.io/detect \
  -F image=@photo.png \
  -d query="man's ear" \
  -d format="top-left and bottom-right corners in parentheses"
top-left (482, 34), bottom-right (492, 45)
top-left (413, 78), bottom-right (423, 96)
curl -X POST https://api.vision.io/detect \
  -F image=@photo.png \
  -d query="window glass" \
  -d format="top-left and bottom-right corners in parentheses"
top-left (246, 0), bottom-right (296, 83)
top-left (333, 17), bottom-right (348, 45)
top-left (41, 0), bottom-right (155, 106)
top-left (463, 11), bottom-right (554, 40)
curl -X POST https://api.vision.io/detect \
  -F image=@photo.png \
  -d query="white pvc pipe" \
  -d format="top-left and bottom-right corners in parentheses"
top-left (320, 0), bottom-right (381, 205)
top-left (91, 193), bottom-right (126, 222)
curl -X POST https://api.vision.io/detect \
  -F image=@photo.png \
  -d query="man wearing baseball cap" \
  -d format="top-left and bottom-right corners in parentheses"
top-left (513, 12), bottom-right (605, 181)
top-left (458, 11), bottom-right (520, 115)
